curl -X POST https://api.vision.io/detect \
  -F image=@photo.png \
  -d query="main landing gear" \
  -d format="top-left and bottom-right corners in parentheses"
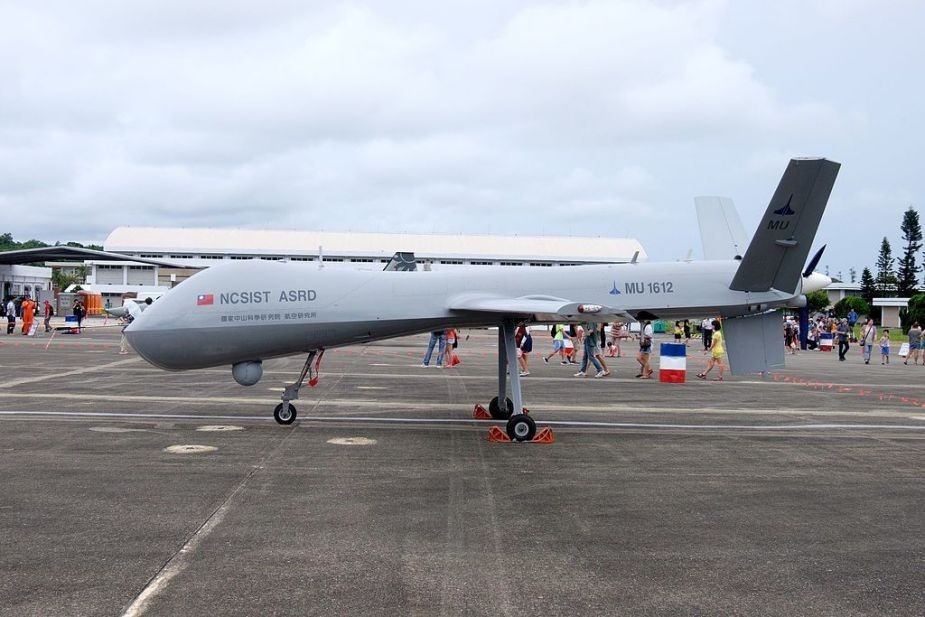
top-left (484, 319), bottom-right (537, 442)
top-left (273, 349), bottom-right (324, 425)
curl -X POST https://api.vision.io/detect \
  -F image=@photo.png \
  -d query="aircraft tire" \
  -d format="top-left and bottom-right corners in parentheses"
top-left (488, 396), bottom-right (514, 420)
top-left (506, 413), bottom-right (536, 442)
top-left (274, 403), bottom-right (297, 425)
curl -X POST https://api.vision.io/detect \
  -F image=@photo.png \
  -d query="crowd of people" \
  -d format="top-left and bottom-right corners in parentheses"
top-left (420, 309), bottom-right (925, 381)
top-left (423, 318), bottom-right (727, 380)
top-left (4, 297), bottom-right (84, 335)
top-left (794, 312), bottom-right (915, 366)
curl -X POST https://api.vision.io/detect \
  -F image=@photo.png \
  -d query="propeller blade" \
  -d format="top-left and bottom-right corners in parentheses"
top-left (803, 245), bottom-right (826, 278)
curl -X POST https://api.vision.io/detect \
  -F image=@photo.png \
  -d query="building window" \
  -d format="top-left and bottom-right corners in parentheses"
top-left (139, 254), bottom-right (160, 258)
top-left (440, 260), bottom-right (464, 265)
top-left (200, 255), bottom-right (224, 260)
top-left (499, 261), bottom-right (524, 266)
top-left (529, 262), bottom-right (553, 267)
top-left (230, 256), bottom-right (250, 260)
top-left (350, 258), bottom-right (374, 263)
top-left (470, 261), bottom-right (493, 266)
top-left (169, 254), bottom-right (193, 259)
top-left (323, 257), bottom-right (344, 262)
top-left (290, 257), bottom-right (312, 261)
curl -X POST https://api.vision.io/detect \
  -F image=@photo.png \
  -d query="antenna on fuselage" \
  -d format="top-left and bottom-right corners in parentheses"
top-left (630, 251), bottom-right (639, 264)
top-left (318, 245), bottom-right (323, 269)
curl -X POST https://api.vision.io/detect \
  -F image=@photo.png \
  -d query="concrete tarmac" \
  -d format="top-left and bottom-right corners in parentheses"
top-left (1, 326), bottom-right (923, 616)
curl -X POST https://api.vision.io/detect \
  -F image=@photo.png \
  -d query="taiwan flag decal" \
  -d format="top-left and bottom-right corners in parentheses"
top-left (196, 294), bottom-right (214, 306)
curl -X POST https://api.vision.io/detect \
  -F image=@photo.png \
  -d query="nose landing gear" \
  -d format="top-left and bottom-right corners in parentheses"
top-left (273, 349), bottom-right (324, 425)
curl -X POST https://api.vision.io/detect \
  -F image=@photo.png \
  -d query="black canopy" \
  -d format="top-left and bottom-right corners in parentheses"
top-left (0, 246), bottom-right (194, 268)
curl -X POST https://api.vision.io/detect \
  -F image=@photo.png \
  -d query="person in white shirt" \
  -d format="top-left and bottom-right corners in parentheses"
top-left (636, 320), bottom-right (654, 378)
top-left (5, 298), bottom-right (16, 335)
top-left (860, 318), bottom-right (877, 365)
top-left (700, 317), bottom-right (714, 350)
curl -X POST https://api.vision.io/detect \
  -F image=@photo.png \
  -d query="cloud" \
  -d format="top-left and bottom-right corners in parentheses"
top-left (0, 0), bottom-right (899, 274)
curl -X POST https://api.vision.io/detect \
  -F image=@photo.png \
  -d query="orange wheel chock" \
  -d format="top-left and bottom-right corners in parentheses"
top-left (532, 427), bottom-right (555, 444)
top-left (473, 404), bottom-right (492, 420)
top-left (487, 426), bottom-right (511, 442)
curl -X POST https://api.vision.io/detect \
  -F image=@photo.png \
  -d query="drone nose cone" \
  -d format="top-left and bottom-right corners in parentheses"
top-left (123, 302), bottom-right (181, 369)
top-left (803, 271), bottom-right (832, 293)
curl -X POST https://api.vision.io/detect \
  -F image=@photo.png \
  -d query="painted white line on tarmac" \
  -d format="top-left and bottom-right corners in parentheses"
top-left (0, 392), bottom-right (920, 419)
top-left (3, 410), bottom-right (925, 432)
top-left (121, 471), bottom-right (237, 617)
top-left (0, 357), bottom-right (141, 389)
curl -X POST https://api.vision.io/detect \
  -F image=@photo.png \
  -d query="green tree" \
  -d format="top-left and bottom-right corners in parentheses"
top-left (860, 267), bottom-right (876, 305)
top-left (51, 265), bottom-right (88, 291)
top-left (875, 237), bottom-right (896, 296)
top-left (806, 290), bottom-right (829, 313)
top-left (0, 233), bottom-right (48, 251)
top-left (897, 207), bottom-right (922, 296)
top-left (833, 296), bottom-right (870, 319)
top-left (900, 293), bottom-right (925, 333)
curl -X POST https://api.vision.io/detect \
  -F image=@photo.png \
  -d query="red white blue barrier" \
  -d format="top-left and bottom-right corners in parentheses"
top-left (659, 342), bottom-right (686, 383)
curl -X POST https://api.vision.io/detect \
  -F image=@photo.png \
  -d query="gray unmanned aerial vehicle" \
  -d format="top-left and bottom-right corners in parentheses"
top-left (125, 158), bottom-right (840, 440)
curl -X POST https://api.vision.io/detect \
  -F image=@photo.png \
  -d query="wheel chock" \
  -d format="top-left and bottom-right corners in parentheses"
top-left (473, 404), bottom-right (492, 420)
top-left (487, 426), bottom-right (511, 442)
top-left (532, 427), bottom-right (555, 444)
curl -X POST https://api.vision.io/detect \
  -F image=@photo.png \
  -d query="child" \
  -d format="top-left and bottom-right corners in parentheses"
top-left (880, 329), bottom-right (890, 365)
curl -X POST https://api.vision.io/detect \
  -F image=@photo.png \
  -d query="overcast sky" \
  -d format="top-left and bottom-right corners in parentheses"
top-left (1, 0), bottom-right (922, 278)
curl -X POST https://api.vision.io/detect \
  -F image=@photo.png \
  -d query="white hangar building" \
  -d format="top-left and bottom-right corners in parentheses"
top-left (81, 227), bottom-right (647, 302)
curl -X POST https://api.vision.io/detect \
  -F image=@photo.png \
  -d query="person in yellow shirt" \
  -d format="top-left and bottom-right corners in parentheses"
top-left (697, 319), bottom-right (725, 381)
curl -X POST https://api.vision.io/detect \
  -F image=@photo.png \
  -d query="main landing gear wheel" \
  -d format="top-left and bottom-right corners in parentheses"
top-left (488, 396), bottom-right (514, 420)
top-left (274, 403), bottom-right (297, 425)
top-left (506, 413), bottom-right (536, 442)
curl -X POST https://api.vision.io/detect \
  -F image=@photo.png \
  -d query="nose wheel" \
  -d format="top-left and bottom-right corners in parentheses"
top-left (274, 402), bottom-right (297, 425)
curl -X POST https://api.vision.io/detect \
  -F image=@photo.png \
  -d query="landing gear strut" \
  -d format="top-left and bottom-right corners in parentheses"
top-left (493, 319), bottom-right (536, 441)
top-left (274, 349), bottom-right (324, 425)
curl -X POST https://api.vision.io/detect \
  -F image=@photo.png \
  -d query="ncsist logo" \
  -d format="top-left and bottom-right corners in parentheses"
top-left (772, 195), bottom-right (796, 216)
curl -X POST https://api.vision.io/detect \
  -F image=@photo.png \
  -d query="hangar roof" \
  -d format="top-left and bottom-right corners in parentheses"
top-left (104, 227), bottom-right (646, 263)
